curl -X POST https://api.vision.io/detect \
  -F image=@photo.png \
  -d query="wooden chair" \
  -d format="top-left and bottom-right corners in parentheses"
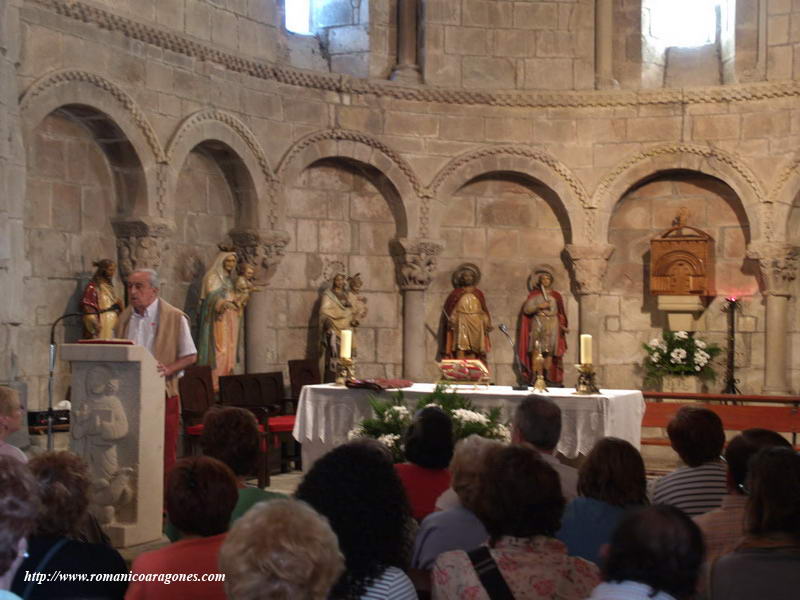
top-left (178, 365), bottom-right (215, 458)
top-left (288, 358), bottom-right (321, 411)
top-left (219, 372), bottom-right (301, 480)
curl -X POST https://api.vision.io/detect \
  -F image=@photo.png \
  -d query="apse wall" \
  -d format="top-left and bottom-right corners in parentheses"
top-left (4, 0), bottom-right (800, 411)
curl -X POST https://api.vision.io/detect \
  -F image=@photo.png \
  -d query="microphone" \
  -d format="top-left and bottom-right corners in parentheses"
top-left (497, 323), bottom-right (531, 390)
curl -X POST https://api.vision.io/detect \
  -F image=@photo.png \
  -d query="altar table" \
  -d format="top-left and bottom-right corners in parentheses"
top-left (292, 383), bottom-right (645, 470)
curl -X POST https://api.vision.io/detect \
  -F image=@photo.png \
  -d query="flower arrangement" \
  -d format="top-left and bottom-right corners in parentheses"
top-left (347, 384), bottom-right (510, 462)
top-left (642, 330), bottom-right (722, 387)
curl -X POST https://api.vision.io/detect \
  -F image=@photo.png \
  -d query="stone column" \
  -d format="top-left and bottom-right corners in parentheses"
top-left (111, 217), bottom-right (174, 283)
top-left (230, 229), bottom-right (290, 374)
top-left (394, 238), bottom-right (444, 381)
top-left (565, 244), bottom-right (615, 370)
top-left (595, 0), bottom-right (618, 89)
top-left (390, 0), bottom-right (422, 84)
top-left (747, 242), bottom-right (799, 395)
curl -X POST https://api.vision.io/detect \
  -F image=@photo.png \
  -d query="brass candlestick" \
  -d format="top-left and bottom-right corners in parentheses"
top-left (574, 363), bottom-right (600, 395)
top-left (334, 357), bottom-right (355, 386)
top-left (532, 344), bottom-right (548, 392)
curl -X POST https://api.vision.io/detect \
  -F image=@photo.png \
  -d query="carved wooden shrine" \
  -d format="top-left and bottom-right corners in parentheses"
top-left (650, 216), bottom-right (715, 296)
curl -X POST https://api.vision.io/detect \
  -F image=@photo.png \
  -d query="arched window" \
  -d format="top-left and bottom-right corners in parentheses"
top-left (646, 0), bottom-right (722, 48)
top-left (285, 0), bottom-right (312, 35)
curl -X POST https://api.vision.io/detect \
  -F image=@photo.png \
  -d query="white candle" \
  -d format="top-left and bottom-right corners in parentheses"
top-left (580, 334), bottom-right (592, 365)
top-left (340, 329), bottom-right (352, 359)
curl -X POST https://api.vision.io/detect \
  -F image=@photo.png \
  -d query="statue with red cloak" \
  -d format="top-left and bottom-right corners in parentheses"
top-left (517, 268), bottom-right (568, 386)
top-left (441, 263), bottom-right (492, 363)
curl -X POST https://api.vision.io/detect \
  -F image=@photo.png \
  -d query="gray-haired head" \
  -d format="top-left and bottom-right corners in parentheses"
top-left (131, 268), bottom-right (160, 289)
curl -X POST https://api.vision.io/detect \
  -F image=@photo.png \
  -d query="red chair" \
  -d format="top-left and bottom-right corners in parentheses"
top-left (178, 365), bottom-right (215, 457)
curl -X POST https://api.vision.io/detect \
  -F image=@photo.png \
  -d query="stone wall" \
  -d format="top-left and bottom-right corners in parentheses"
top-left (6, 0), bottom-right (800, 411)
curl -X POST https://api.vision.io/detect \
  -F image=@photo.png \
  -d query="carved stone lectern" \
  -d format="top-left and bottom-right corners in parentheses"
top-left (61, 343), bottom-right (164, 548)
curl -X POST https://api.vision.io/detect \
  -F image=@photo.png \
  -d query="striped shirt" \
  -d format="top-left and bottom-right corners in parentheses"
top-left (361, 566), bottom-right (417, 600)
top-left (651, 461), bottom-right (727, 517)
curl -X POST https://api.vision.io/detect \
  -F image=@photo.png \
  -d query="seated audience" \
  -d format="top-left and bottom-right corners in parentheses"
top-left (694, 428), bottom-right (791, 564)
top-left (0, 387), bottom-right (26, 464)
top-left (295, 440), bottom-right (417, 600)
top-left (395, 406), bottom-right (454, 522)
top-left (126, 456), bottom-right (238, 600)
top-left (557, 437), bottom-right (648, 565)
top-left (651, 406), bottom-right (727, 516)
top-left (512, 395), bottom-right (578, 501)
top-left (0, 456), bottom-right (38, 597)
top-left (709, 447), bottom-right (800, 600)
top-left (220, 498), bottom-right (344, 600)
top-left (166, 406), bottom-right (284, 541)
top-left (587, 505), bottom-right (705, 600)
top-left (11, 452), bottom-right (128, 600)
top-left (432, 445), bottom-right (600, 599)
top-left (411, 435), bottom-right (501, 570)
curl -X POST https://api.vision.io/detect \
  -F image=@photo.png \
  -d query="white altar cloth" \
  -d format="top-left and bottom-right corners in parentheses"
top-left (293, 383), bottom-right (645, 470)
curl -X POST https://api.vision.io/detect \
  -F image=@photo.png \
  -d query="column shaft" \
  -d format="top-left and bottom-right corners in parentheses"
top-left (763, 294), bottom-right (790, 394)
top-left (402, 288), bottom-right (425, 381)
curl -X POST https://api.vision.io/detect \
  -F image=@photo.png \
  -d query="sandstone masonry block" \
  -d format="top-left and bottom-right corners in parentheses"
top-left (524, 58), bottom-right (574, 89)
top-left (513, 3), bottom-right (559, 30)
top-left (692, 114), bottom-right (741, 140)
top-left (444, 27), bottom-right (488, 55)
top-left (463, 57), bottom-right (516, 89)
top-left (440, 116), bottom-right (485, 141)
top-left (384, 112), bottom-right (438, 137)
top-left (626, 117), bottom-right (682, 142)
top-left (767, 44), bottom-right (793, 79)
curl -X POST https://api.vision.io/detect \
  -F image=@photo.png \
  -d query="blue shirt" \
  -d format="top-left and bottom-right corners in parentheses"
top-left (557, 496), bottom-right (633, 566)
top-left (411, 505), bottom-right (488, 570)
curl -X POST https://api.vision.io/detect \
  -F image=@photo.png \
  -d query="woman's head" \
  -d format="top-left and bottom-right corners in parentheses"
top-left (404, 406), bottom-right (454, 470)
top-left (220, 499), bottom-right (344, 600)
top-left (578, 437), bottom-right (648, 507)
top-left (166, 456), bottom-right (238, 537)
top-left (28, 451), bottom-right (90, 538)
top-left (200, 407), bottom-right (260, 477)
top-left (0, 456), bottom-right (39, 576)
top-left (475, 445), bottom-right (565, 544)
top-left (294, 440), bottom-right (411, 599)
top-left (0, 387), bottom-right (23, 439)
top-left (745, 446), bottom-right (800, 539)
top-left (449, 435), bottom-right (504, 511)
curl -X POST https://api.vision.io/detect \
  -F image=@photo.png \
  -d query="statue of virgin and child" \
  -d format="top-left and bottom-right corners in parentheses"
top-left (196, 249), bottom-right (261, 390)
top-left (318, 272), bottom-right (366, 382)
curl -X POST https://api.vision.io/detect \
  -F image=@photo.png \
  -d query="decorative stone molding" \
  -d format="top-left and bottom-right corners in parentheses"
top-left (565, 244), bottom-right (615, 295)
top-left (746, 242), bottom-right (799, 297)
top-left (229, 228), bottom-right (290, 273)
top-left (429, 145), bottom-right (590, 209)
top-left (592, 143), bottom-right (766, 243)
top-left (31, 0), bottom-right (800, 111)
top-left (20, 69), bottom-right (166, 163)
top-left (393, 238), bottom-right (445, 291)
top-left (111, 218), bottom-right (175, 280)
top-left (277, 128), bottom-right (424, 198)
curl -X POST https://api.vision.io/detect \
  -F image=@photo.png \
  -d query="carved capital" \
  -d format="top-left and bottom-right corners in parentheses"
top-left (565, 244), bottom-right (614, 295)
top-left (112, 218), bottom-right (175, 280)
top-left (229, 228), bottom-right (290, 273)
top-left (393, 237), bottom-right (445, 291)
top-left (746, 242), bottom-right (799, 297)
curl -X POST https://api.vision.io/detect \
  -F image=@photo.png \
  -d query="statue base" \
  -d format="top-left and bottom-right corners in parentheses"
top-left (334, 357), bottom-right (355, 386)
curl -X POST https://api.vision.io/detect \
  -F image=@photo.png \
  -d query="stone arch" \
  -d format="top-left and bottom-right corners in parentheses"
top-left (19, 69), bottom-right (163, 217)
top-left (427, 146), bottom-right (587, 243)
top-left (276, 129), bottom-right (417, 237)
top-left (166, 110), bottom-right (275, 230)
top-left (768, 154), bottom-right (800, 243)
top-left (592, 143), bottom-right (765, 244)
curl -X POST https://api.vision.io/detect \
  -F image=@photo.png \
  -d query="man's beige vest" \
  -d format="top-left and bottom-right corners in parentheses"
top-left (115, 298), bottom-right (188, 397)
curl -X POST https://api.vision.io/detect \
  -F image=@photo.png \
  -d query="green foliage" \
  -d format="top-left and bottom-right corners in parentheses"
top-left (347, 384), bottom-right (510, 463)
top-left (642, 330), bottom-right (722, 387)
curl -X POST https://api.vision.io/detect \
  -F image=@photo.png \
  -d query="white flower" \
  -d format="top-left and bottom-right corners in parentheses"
top-left (494, 424), bottom-right (511, 442)
top-left (650, 353), bottom-right (661, 364)
top-left (656, 341), bottom-right (668, 352)
top-left (377, 433), bottom-right (401, 448)
top-left (649, 338), bottom-right (661, 347)
top-left (695, 340), bottom-right (707, 349)
top-left (424, 403), bottom-right (439, 409)
top-left (387, 405), bottom-right (410, 418)
top-left (674, 331), bottom-right (689, 340)
top-left (670, 348), bottom-right (687, 364)
top-left (451, 409), bottom-right (489, 424)
top-left (695, 366), bottom-right (702, 371)
top-left (347, 425), bottom-right (364, 440)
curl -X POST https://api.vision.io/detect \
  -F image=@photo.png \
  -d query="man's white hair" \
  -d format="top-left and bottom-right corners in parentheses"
top-left (132, 268), bottom-right (160, 289)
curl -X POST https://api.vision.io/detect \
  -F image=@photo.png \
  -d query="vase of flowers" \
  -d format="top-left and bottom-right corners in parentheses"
top-left (347, 384), bottom-right (510, 463)
top-left (642, 330), bottom-right (722, 391)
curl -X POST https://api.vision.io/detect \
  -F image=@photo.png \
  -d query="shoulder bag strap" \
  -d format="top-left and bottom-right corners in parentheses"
top-left (466, 546), bottom-right (516, 600)
top-left (21, 538), bottom-right (69, 600)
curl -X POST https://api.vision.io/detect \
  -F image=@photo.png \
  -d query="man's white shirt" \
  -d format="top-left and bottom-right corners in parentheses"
top-left (126, 298), bottom-right (197, 359)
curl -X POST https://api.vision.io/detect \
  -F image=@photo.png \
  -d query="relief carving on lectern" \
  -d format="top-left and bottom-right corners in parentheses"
top-left (650, 210), bottom-right (716, 296)
top-left (72, 365), bottom-right (134, 526)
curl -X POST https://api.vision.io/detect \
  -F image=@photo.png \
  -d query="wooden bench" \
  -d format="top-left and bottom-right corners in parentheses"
top-left (642, 391), bottom-right (800, 449)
